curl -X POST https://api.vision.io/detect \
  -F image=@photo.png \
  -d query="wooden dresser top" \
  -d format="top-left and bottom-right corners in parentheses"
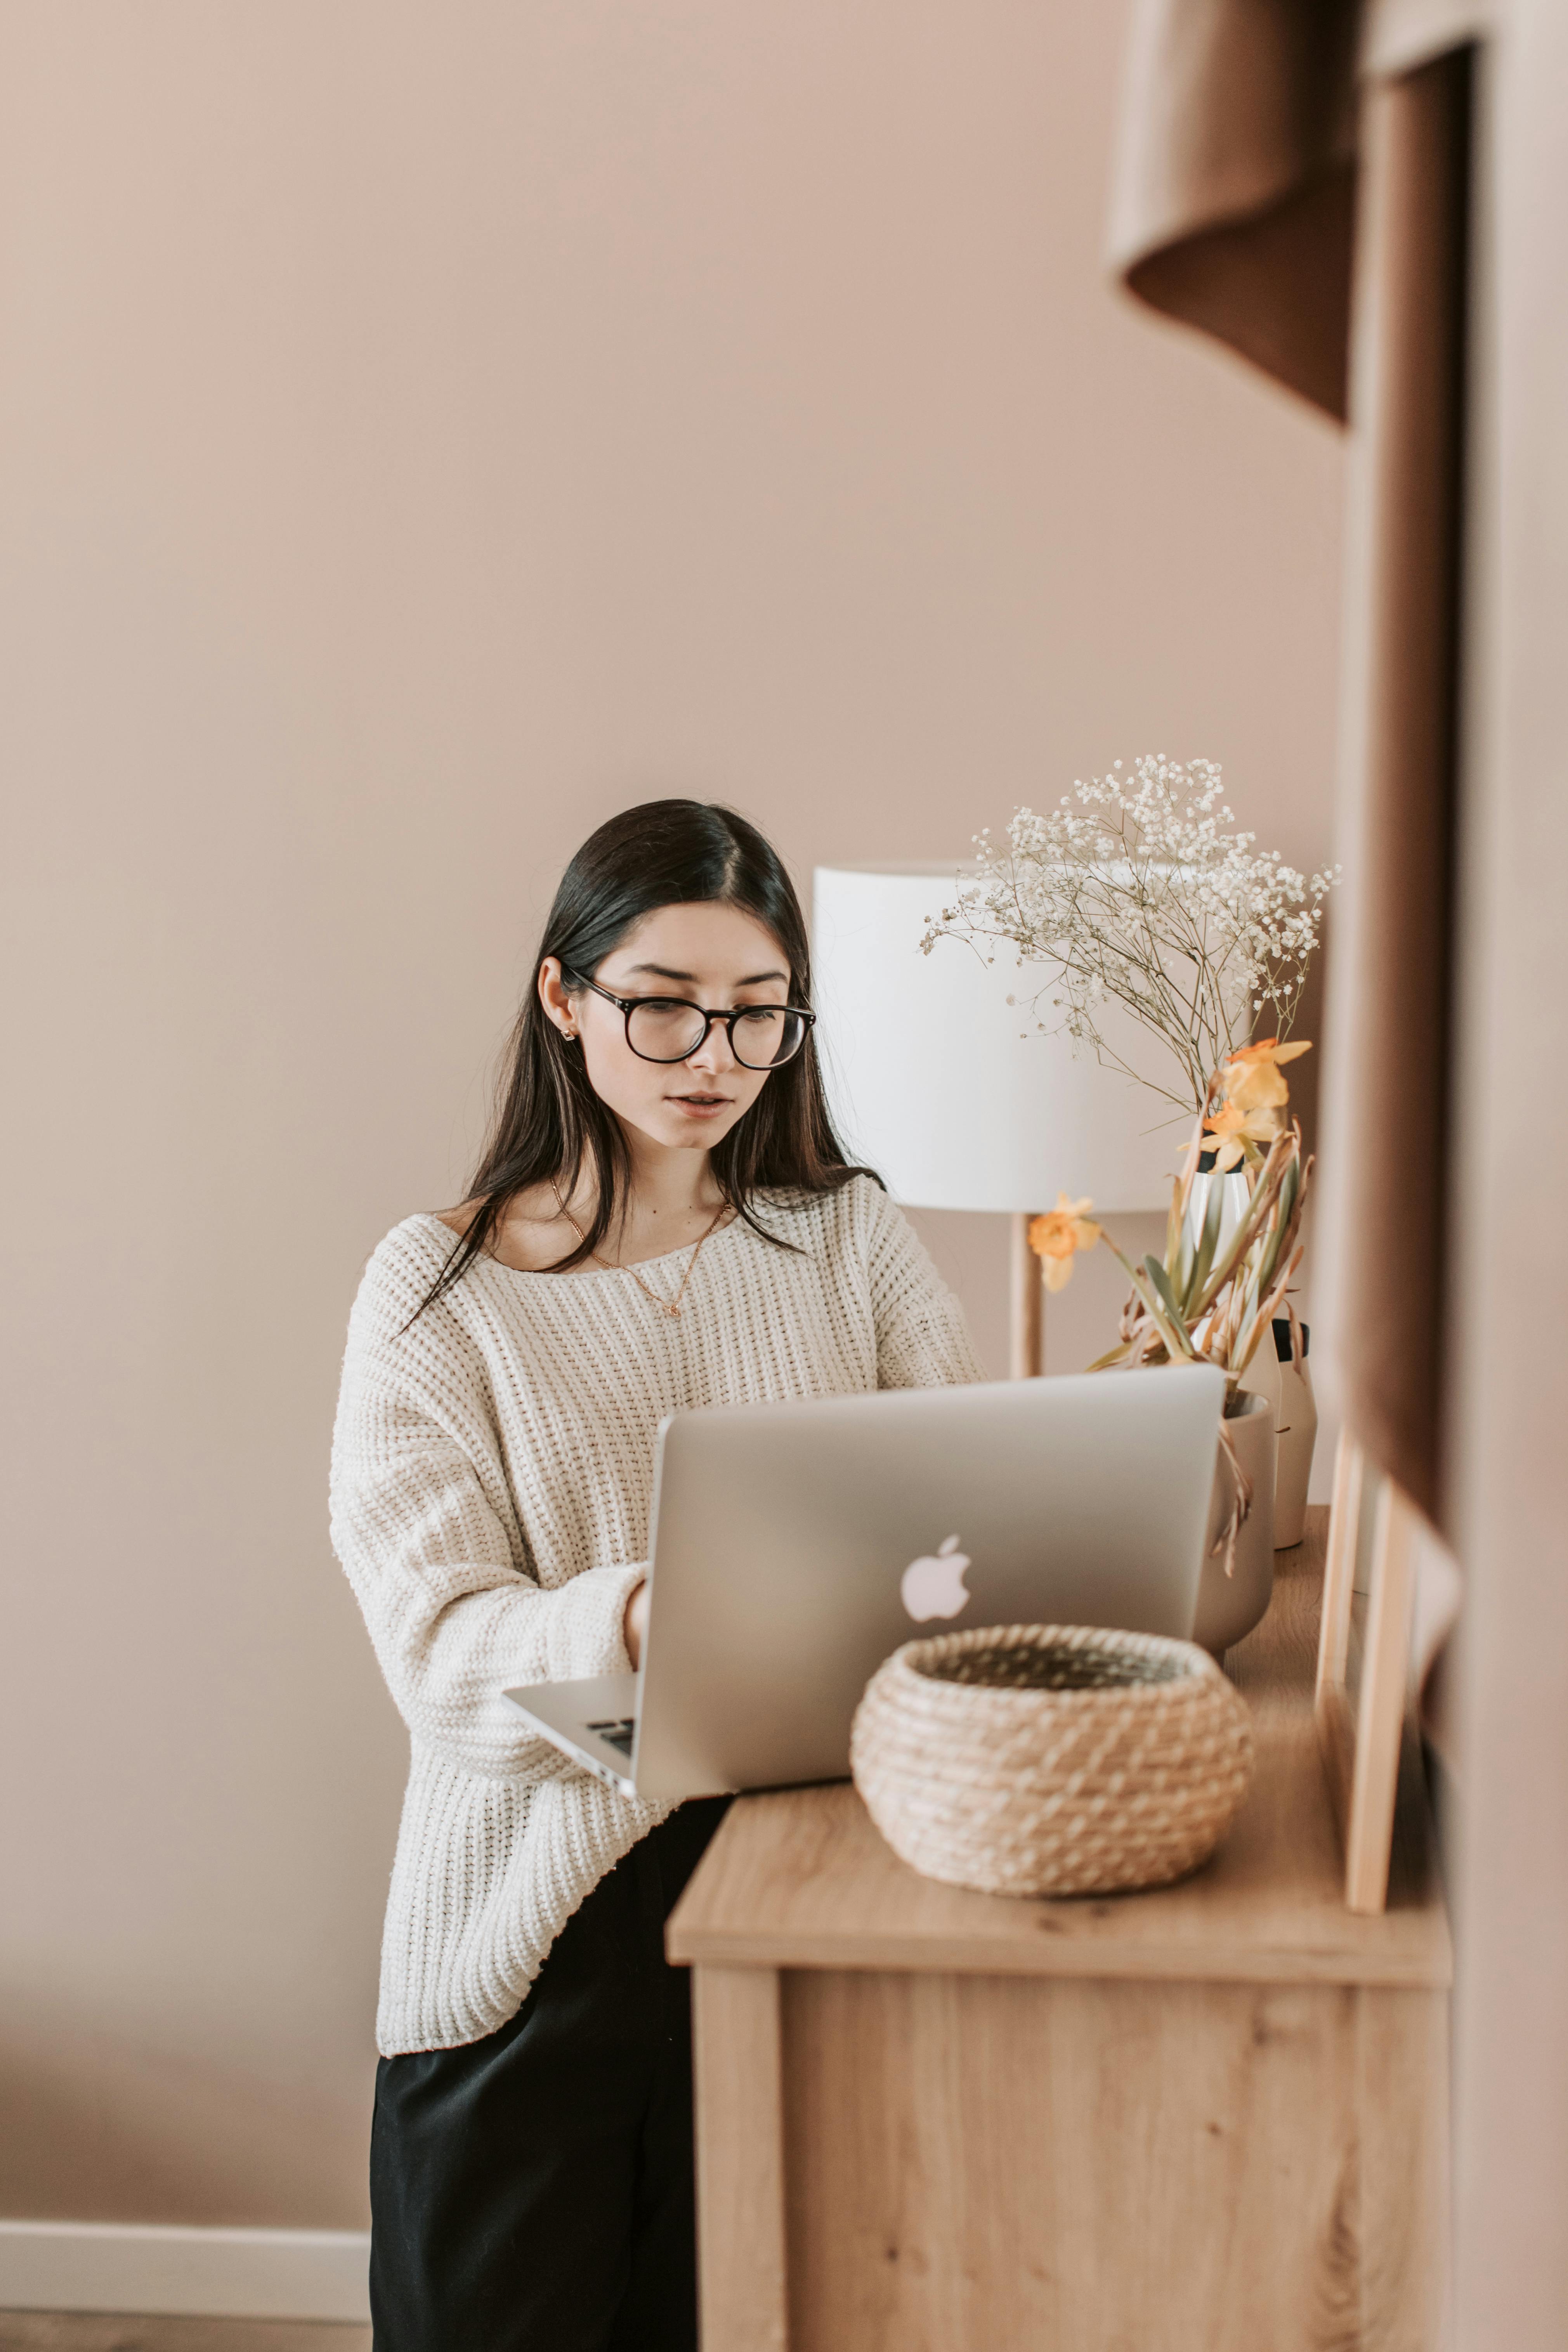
top-left (668, 1507), bottom-right (1451, 1988)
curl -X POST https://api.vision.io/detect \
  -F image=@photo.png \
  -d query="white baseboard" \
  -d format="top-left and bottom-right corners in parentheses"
top-left (0, 2221), bottom-right (371, 2323)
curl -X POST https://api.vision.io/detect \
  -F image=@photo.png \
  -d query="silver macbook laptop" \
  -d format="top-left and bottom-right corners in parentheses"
top-left (505, 1361), bottom-right (1225, 1802)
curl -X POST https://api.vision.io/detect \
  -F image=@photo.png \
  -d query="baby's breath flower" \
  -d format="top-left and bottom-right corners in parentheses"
top-left (920, 756), bottom-right (1340, 1115)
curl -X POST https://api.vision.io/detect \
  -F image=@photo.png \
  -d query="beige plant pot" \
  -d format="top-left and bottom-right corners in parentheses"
top-left (1271, 1350), bottom-right (1318, 1549)
top-left (1238, 1322), bottom-right (1319, 1549)
top-left (1192, 1391), bottom-right (1277, 1657)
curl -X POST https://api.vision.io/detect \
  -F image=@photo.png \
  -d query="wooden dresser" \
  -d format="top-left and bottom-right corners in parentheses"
top-left (666, 1508), bottom-right (1451, 2352)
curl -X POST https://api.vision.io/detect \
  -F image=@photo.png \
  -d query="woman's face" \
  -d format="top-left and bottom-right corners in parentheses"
top-left (540, 901), bottom-right (796, 1159)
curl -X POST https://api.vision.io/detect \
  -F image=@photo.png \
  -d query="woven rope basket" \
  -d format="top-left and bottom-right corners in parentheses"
top-left (850, 1623), bottom-right (1254, 1898)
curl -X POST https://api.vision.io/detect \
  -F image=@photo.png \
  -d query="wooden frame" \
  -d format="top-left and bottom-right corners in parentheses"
top-left (1315, 1432), bottom-right (1421, 1913)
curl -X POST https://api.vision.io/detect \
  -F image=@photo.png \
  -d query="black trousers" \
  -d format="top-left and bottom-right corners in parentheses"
top-left (369, 1797), bottom-right (730, 2352)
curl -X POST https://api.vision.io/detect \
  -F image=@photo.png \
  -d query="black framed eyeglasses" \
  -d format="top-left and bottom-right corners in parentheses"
top-left (565, 971), bottom-right (816, 1070)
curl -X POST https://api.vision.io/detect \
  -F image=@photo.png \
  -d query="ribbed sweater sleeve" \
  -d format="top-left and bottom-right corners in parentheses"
top-left (330, 1239), bottom-right (643, 1781)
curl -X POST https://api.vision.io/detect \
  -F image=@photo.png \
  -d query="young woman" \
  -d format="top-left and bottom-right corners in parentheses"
top-left (330, 800), bottom-right (981, 2350)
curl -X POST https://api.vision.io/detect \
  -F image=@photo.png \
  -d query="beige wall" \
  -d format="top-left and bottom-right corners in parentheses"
top-left (0, 1), bottom-right (1343, 2227)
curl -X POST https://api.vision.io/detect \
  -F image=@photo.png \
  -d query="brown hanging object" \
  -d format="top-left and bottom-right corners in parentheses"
top-left (1107, 0), bottom-right (1362, 420)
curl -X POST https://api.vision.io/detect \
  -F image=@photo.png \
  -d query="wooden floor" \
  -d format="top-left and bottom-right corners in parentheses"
top-left (0, 2321), bottom-right (369, 2352)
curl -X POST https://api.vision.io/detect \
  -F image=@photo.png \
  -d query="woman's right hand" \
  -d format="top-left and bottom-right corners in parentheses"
top-left (623, 1579), bottom-right (649, 1670)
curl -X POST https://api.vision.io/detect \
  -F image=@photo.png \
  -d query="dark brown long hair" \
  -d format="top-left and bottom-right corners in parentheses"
top-left (413, 798), bottom-right (875, 1319)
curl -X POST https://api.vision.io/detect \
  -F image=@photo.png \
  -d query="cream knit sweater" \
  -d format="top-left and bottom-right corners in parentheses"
top-left (330, 1175), bottom-right (982, 2055)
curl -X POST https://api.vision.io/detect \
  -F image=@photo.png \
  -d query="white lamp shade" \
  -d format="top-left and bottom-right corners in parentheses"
top-left (813, 864), bottom-right (1180, 1216)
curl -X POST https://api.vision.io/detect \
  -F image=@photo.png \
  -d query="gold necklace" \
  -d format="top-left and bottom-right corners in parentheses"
top-left (556, 1195), bottom-right (728, 1320)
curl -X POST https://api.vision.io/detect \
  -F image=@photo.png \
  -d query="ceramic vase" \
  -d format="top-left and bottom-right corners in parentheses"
top-left (1192, 1391), bottom-right (1277, 1657)
top-left (1182, 1164), bottom-right (1252, 1268)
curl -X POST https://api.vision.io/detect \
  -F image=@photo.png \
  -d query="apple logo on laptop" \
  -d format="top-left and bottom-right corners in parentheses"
top-left (900, 1534), bottom-right (972, 1622)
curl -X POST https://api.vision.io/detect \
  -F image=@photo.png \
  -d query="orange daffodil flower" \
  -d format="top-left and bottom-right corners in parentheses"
top-left (1218, 1036), bottom-right (1312, 1113)
top-left (1203, 1037), bottom-right (1313, 1168)
top-left (1203, 1098), bottom-right (1282, 1171)
top-left (1028, 1195), bottom-right (1102, 1291)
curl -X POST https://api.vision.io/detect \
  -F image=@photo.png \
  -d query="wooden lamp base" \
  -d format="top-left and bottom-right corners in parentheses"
top-left (1009, 1211), bottom-right (1045, 1379)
